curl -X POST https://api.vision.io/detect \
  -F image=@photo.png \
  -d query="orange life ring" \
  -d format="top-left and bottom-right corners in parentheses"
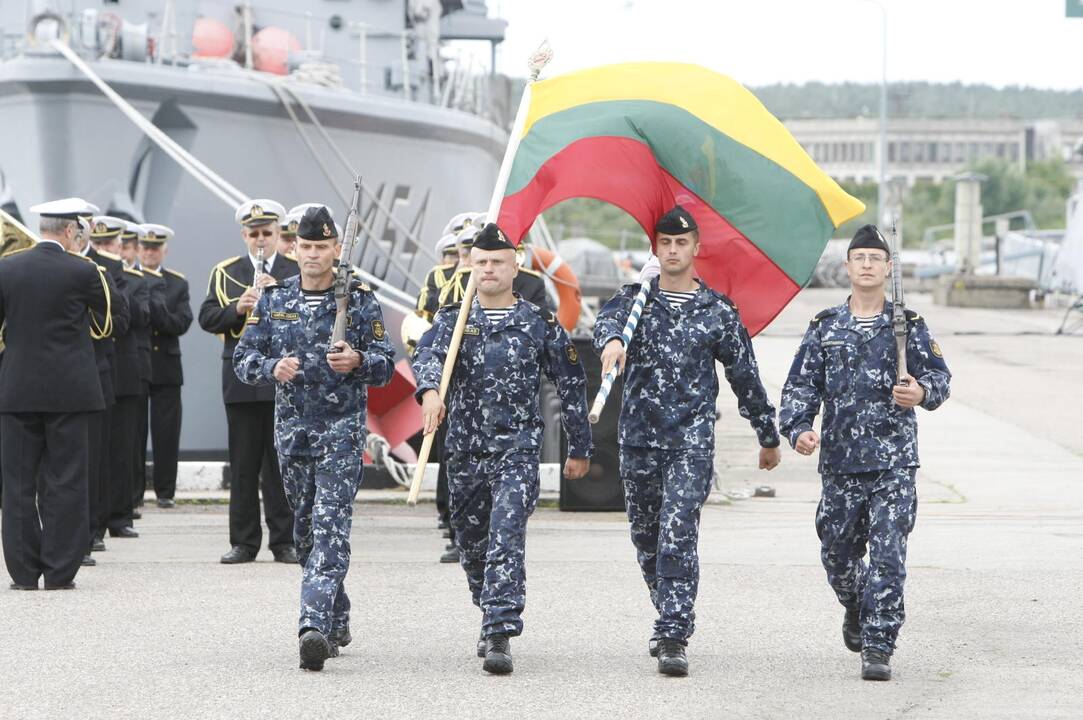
top-left (529, 246), bottom-right (582, 331)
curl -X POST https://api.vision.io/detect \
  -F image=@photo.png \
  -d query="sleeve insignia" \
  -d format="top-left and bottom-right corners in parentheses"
top-left (246, 315), bottom-right (260, 325)
top-left (372, 319), bottom-right (386, 339)
top-left (565, 344), bottom-right (579, 364)
top-left (930, 340), bottom-right (943, 358)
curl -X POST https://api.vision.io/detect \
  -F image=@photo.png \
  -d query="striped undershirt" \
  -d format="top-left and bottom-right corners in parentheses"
top-left (301, 287), bottom-right (332, 312)
top-left (481, 306), bottom-right (514, 324)
top-left (659, 289), bottom-right (697, 310)
top-left (854, 315), bottom-right (879, 331)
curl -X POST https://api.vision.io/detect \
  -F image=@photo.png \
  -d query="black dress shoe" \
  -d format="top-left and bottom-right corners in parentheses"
top-left (220, 546), bottom-right (257, 564)
top-left (81, 555), bottom-right (97, 567)
top-left (156, 498), bottom-right (176, 509)
top-left (91, 539), bottom-right (106, 552)
top-left (9, 582), bottom-right (37, 591)
top-left (44, 582), bottom-right (76, 590)
top-left (299, 629), bottom-right (332, 671)
top-left (482, 634), bottom-right (513, 675)
top-left (109, 527), bottom-right (139, 539)
top-left (843, 607), bottom-right (862, 652)
top-left (657, 638), bottom-right (689, 677)
top-left (273, 546), bottom-right (299, 564)
top-left (440, 547), bottom-right (460, 564)
top-left (861, 650), bottom-right (891, 681)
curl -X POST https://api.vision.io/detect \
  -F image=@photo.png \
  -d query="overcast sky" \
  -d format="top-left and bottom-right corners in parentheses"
top-left (483, 0), bottom-right (1083, 90)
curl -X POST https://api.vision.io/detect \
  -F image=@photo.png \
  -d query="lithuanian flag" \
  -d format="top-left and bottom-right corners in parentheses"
top-left (496, 62), bottom-right (865, 335)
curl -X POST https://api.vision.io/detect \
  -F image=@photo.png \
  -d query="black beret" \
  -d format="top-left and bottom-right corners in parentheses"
top-left (655, 205), bottom-right (697, 235)
top-left (848, 224), bottom-right (890, 254)
top-left (472, 223), bottom-right (515, 251)
top-left (297, 206), bottom-right (338, 241)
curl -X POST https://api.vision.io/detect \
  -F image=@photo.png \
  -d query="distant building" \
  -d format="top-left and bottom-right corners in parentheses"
top-left (785, 118), bottom-right (1083, 184)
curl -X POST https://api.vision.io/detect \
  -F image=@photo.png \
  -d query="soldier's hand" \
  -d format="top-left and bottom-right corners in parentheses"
top-left (236, 288), bottom-right (261, 314)
top-left (273, 356), bottom-right (300, 383)
top-left (326, 341), bottom-right (362, 373)
top-left (759, 446), bottom-right (781, 470)
top-left (563, 457), bottom-right (590, 480)
top-left (600, 339), bottom-right (626, 377)
top-left (421, 390), bottom-right (446, 435)
top-left (795, 430), bottom-right (820, 456)
top-left (891, 373), bottom-right (925, 408)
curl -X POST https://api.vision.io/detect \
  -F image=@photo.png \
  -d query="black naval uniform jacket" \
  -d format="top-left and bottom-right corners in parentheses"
top-left (0, 242), bottom-right (110, 412)
top-left (146, 267), bottom-right (192, 386)
top-left (85, 247), bottom-right (132, 405)
top-left (198, 253), bottom-right (298, 404)
top-left (114, 266), bottom-right (151, 399)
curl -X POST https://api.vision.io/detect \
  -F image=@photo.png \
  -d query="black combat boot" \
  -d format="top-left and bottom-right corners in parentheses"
top-left (477, 631), bottom-right (486, 658)
top-left (861, 649), bottom-right (891, 681)
top-left (328, 625), bottom-right (352, 658)
top-left (648, 635), bottom-right (661, 658)
top-left (482, 633), bottom-right (513, 675)
top-left (843, 607), bottom-right (862, 652)
top-left (656, 638), bottom-right (689, 677)
top-left (298, 629), bottom-right (332, 671)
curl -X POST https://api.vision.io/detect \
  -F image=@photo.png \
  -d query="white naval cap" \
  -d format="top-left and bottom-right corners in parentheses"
top-left (289, 203), bottom-right (333, 219)
top-left (434, 232), bottom-right (458, 255)
top-left (441, 211), bottom-right (474, 237)
top-left (139, 223), bottom-right (174, 244)
top-left (90, 215), bottom-right (127, 238)
top-left (468, 211), bottom-right (487, 226)
top-left (30, 197), bottom-right (100, 221)
top-left (235, 198), bottom-right (285, 226)
top-left (123, 220), bottom-right (147, 241)
top-left (281, 212), bottom-right (300, 235)
top-left (455, 224), bottom-right (481, 248)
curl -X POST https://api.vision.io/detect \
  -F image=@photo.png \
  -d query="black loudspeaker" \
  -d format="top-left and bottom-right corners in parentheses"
top-left (560, 337), bottom-right (625, 511)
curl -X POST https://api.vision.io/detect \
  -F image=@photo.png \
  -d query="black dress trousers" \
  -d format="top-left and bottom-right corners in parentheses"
top-left (148, 384), bottom-right (182, 499)
top-left (225, 401), bottom-right (293, 553)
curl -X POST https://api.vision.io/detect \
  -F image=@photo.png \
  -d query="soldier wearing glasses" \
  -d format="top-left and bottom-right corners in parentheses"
top-left (199, 200), bottom-right (299, 565)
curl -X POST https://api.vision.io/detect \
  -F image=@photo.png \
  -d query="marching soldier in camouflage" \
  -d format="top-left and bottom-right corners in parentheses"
top-left (779, 224), bottom-right (951, 682)
top-left (233, 205), bottom-right (395, 672)
top-left (412, 223), bottom-right (591, 676)
top-left (595, 206), bottom-right (781, 677)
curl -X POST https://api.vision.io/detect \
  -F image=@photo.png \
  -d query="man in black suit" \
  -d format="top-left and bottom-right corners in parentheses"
top-left (199, 199), bottom-right (298, 565)
top-left (138, 223), bottom-right (192, 509)
top-left (83, 216), bottom-right (132, 560)
top-left (106, 222), bottom-right (150, 539)
top-left (0, 198), bottom-right (111, 590)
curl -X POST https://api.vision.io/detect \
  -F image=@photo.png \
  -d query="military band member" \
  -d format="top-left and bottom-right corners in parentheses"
top-left (0, 198), bottom-right (111, 590)
top-left (415, 231), bottom-right (460, 323)
top-left (85, 216), bottom-right (132, 559)
top-left (779, 224), bottom-right (952, 681)
top-left (595, 206), bottom-right (781, 677)
top-left (234, 205), bottom-right (395, 671)
top-left (107, 222), bottom-right (151, 535)
top-left (138, 224), bottom-right (193, 508)
top-left (413, 223), bottom-right (591, 675)
top-left (199, 199), bottom-right (298, 565)
top-left (278, 214), bottom-right (298, 258)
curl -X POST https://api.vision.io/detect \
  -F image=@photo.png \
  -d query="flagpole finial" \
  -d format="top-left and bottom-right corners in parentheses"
top-left (527, 39), bottom-right (553, 81)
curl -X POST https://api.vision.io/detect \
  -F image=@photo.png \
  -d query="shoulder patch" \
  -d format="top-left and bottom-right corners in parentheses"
top-left (124, 267), bottom-right (144, 277)
top-left (143, 268), bottom-right (163, 278)
top-left (163, 268), bottom-right (186, 280)
top-left (518, 265), bottom-right (543, 278)
top-left (2, 245), bottom-right (34, 257)
top-left (97, 249), bottom-right (122, 261)
top-left (350, 279), bottom-right (372, 293)
top-left (68, 251), bottom-right (96, 263)
top-left (565, 344), bottom-right (579, 364)
top-left (812, 308), bottom-right (839, 325)
top-left (904, 308), bottom-right (922, 323)
top-left (215, 256), bottom-right (243, 271)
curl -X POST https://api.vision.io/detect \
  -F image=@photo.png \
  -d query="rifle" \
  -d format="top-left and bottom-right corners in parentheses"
top-left (889, 218), bottom-right (908, 385)
top-left (331, 176), bottom-right (363, 346)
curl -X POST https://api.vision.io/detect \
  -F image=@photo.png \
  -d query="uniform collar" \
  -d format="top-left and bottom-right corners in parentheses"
top-left (649, 276), bottom-right (712, 311)
top-left (836, 297), bottom-right (891, 336)
top-left (36, 239), bottom-right (65, 252)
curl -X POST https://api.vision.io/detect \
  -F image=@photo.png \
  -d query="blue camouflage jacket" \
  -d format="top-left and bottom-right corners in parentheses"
top-left (412, 295), bottom-right (592, 458)
top-left (779, 299), bottom-right (951, 475)
top-left (233, 276), bottom-right (395, 456)
top-left (593, 278), bottom-right (780, 450)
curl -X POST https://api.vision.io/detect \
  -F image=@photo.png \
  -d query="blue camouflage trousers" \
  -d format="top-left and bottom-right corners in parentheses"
top-left (619, 445), bottom-right (714, 642)
top-left (816, 467), bottom-right (918, 655)
top-left (280, 451), bottom-right (363, 637)
top-left (445, 448), bottom-right (540, 639)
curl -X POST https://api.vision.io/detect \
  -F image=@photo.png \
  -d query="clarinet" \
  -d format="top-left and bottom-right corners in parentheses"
top-left (254, 244), bottom-right (265, 297)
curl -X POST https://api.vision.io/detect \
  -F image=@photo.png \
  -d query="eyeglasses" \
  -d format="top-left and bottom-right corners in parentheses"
top-left (849, 253), bottom-right (888, 264)
top-left (247, 230), bottom-right (274, 238)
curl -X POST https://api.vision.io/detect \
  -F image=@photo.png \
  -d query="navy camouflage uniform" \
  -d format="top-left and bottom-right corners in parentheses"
top-left (594, 278), bottom-right (779, 643)
top-left (233, 276), bottom-right (395, 637)
top-left (412, 295), bottom-right (591, 638)
top-left (779, 300), bottom-right (951, 655)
